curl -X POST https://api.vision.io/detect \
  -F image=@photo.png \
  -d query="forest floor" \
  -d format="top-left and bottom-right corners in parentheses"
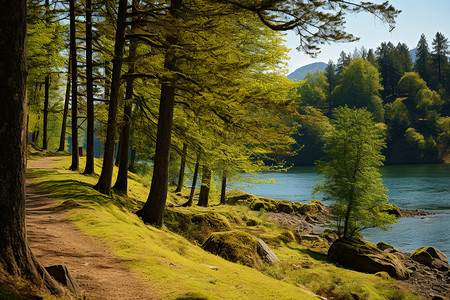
top-left (26, 158), bottom-right (159, 299)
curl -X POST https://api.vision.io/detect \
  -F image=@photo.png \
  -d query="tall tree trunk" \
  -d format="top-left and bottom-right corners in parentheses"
top-left (220, 174), bottom-right (227, 205)
top-left (0, 1), bottom-right (64, 294)
top-left (58, 57), bottom-right (71, 152)
top-left (83, 0), bottom-right (94, 174)
top-left (114, 0), bottom-right (139, 194)
top-left (136, 0), bottom-right (181, 226)
top-left (175, 143), bottom-right (187, 193)
top-left (197, 165), bottom-right (212, 207)
top-left (69, 0), bottom-right (79, 171)
top-left (137, 77), bottom-right (176, 225)
top-left (42, 75), bottom-right (50, 150)
top-left (184, 156), bottom-right (200, 207)
top-left (94, 0), bottom-right (128, 195)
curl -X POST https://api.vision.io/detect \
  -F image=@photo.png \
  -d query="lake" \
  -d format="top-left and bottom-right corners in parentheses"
top-left (242, 164), bottom-right (450, 257)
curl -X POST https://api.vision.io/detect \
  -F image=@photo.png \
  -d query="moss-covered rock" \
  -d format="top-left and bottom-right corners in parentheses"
top-left (276, 201), bottom-right (293, 213)
top-left (410, 247), bottom-right (449, 271)
top-left (202, 230), bottom-right (265, 269)
top-left (226, 190), bottom-right (256, 205)
top-left (292, 200), bottom-right (323, 216)
top-left (278, 230), bottom-right (295, 244)
top-left (381, 204), bottom-right (402, 218)
top-left (164, 210), bottom-right (232, 243)
top-left (328, 238), bottom-right (409, 279)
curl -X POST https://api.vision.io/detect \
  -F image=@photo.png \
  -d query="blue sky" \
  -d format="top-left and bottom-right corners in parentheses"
top-left (284, 0), bottom-right (450, 73)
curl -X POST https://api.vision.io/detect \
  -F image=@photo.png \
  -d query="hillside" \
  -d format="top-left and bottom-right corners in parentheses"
top-left (287, 62), bottom-right (327, 81)
top-left (10, 151), bottom-right (428, 300)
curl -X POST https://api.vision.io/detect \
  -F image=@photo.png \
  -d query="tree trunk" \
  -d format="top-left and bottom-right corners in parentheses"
top-left (220, 174), bottom-right (227, 205)
top-left (137, 78), bottom-right (176, 225)
top-left (184, 156), bottom-right (200, 207)
top-left (197, 165), bottom-right (212, 207)
top-left (136, 0), bottom-right (181, 226)
top-left (0, 1), bottom-right (64, 294)
top-left (94, 0), bottom-right (128, 195)
top-left (175, 143), bottom-right (187, 193)
top-left (69, 0), bottom-right (79, 171)
top-left (113, 16), bottom-right (137, 193)
top-left (42, 75), bottom-right (49, 150)
top-left (83, 0), bottom-right (95, 174)
top-left (58, 57), bottom-right (71, 152)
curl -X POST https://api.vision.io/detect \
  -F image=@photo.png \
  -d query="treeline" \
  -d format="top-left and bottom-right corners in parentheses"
top-left (290, 33), bottom-right (450, 165)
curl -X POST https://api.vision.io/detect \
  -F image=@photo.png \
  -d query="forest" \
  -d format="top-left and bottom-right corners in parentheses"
top-left (288, 36), bottom-right (450, 165)
top-left (1, 0), bottom-right (449, 299)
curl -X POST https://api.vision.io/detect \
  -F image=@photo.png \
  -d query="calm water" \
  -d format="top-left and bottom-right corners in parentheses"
top-left (243, 164), bottom-right (450, 257)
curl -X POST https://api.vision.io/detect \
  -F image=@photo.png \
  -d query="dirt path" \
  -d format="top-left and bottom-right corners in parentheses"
top-left (26, 160), bottom-right (159, 299)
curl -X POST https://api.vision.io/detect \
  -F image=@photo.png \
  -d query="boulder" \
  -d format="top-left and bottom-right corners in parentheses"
top-left (45, 265), bottom-right (83, 297)
top-left (257, 238), bottom-right (280, 264)
top-left (410, 247), bottom-right (449, 271)
top-left (276, 201), bottom-right (293, 214)
top-left (381, 204), bottom-right (402, 218)
top-left (202, 230), bottom-right (279, 269)
top-left (328, 238), bottom-right (409, 279)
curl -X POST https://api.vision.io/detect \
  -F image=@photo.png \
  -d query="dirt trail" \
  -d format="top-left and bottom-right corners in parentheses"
top-left (26, 159), bottom-right (159, 299)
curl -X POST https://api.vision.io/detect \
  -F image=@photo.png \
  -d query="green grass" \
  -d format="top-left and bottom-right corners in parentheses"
top-left (27, 154), bottom-right (423, 300)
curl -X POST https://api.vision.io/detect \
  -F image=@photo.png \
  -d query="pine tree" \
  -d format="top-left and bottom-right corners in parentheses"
top-left (432, 32), bottom-right (449, 84)
top-left (415, 34), bottom-right (431, 83)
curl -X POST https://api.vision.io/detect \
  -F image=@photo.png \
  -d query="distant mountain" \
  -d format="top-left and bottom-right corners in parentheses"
top-left (409, 48), bottom-right (417, 63)
top-left (287, 62), bottom-right (327, 81)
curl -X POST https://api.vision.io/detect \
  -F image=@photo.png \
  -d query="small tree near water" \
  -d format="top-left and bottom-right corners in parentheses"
top-left (314, 107), bottom-right (397, 238)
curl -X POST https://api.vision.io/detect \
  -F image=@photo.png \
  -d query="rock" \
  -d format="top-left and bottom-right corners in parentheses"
top-left (257, 238), bottom-right (281, 264)
top-left (327, 238), bottom-right (409, 279)
top-left (377, 241), bottom-right (395, 252)
top-left (375, 271), bottom-right (391, 280)
top-left (381, 204), bottom-right (402, 218)
top-left (278, 230), bottom-right (295, 243)
top-left (45, 265), bottom-right (83, 297)
top-left (202, 230), bottom-right (265, 269)
top-left (410, 247), bottom-right (449, 271)
top-left (276, 201), bottom-right (293, 213)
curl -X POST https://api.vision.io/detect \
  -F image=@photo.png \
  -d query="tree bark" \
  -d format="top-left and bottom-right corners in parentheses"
top-left (197, 165), bottom-right (212, 207)
top-left (94, 0), bottom-right (128, 195)
top-left (220, 174), bottom-right (227, 205)
top-left (58, 57), bottom-right (71, 152)
top-left (42, 75), bottom-right (50, 150)
top-left (113, 11), bottom-right (138, 193)
top-left (175, 143), bottom-right (187, 193)
top-left (183, 156), bottom-right (200, 207)
top-left (69, 0), bottom-right (79, 171)
top-left (0, 1), bottom-right (64, 294)
top-left (136, 0), bottom-right (181, 226)
top-left (83, 0), bottom-right (95, 174)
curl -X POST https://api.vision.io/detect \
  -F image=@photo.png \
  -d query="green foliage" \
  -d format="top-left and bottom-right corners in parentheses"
top-left (332, 58), bottom-right (385, 122)
top-left (314, 107), bottom-right (396, 237)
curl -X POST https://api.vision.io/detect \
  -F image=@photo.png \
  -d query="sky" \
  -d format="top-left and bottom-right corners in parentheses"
top-left (284, 0), bottom-right (450, 73)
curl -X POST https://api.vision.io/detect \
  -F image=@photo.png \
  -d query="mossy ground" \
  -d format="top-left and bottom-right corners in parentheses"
top-left (25, 153), bottom-right (423, 300)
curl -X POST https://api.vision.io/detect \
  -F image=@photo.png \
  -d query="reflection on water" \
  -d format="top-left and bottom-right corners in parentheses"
top-left (243, 164), bottom-right (450, 256)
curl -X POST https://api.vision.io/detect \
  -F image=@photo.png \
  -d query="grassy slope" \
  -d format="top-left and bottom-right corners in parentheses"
top-left (27, 154), bottom-right (422, 300)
